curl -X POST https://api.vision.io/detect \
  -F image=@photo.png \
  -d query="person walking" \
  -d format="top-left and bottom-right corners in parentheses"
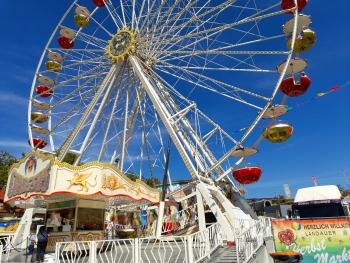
top-left (27, 240), bottom-right (35, 263)
top-left (35, 226), bottom-right (50, 263)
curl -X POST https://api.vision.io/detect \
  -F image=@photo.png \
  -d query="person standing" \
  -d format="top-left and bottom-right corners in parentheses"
top-left (36, 226), bottom-right (50, 263)
top-left (27, 240), bottom-right (35, 263)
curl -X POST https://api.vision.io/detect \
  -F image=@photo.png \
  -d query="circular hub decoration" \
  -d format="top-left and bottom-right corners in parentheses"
top-left (106, 26), bottom-right (136, 63)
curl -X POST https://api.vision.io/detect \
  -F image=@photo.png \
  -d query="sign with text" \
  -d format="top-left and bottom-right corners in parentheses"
top-left (272, 218), bottom-right (350, 263)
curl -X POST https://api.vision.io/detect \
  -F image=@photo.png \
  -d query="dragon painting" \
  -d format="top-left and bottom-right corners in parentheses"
top-left (67, 172), bottom-right (97, 192)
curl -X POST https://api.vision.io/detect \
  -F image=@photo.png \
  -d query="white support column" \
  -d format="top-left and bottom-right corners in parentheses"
top-left (196, 182), bottom-right (236, 246)
top-left (155, 201), bottom-right (165, 238)
top-left (196, 189), bottom-right (211, 258)
top-left (129, 55), bottom-right (200, 181)
top-left (196, 190), bottom-right (206, 232)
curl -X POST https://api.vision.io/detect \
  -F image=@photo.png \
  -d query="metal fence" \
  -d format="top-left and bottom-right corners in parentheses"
top-left (55, 222), bottom-right (222, 263)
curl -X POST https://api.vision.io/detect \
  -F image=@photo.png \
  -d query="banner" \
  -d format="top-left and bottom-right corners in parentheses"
top-left (283, 183), bottom-right (292, 199)
top-left (272, 218), bottom-right (350, 263)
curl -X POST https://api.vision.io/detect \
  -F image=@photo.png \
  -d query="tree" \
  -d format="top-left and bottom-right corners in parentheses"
top-left (144, 177), bottom-right (161, 187)
top-left (125, 171), bottom-right (161, 187)
top-left (0, 151), bottom-right (18, 189)
top-left (62, 153), bottom-right (83, 165)
top-left (337, 184), bottom-right (348, 196)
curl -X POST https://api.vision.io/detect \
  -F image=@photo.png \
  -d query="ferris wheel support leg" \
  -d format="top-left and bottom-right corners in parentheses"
top-left (196, 189), bottom-right (211, 257)
top-left (196, 182), bottom-right (235, 246)
top-left (196, 190), bottom-right (206, 232)
top-left (129, 55), bottom-right (200, 181)
top-left (155, 201), bottom-right (165, 238)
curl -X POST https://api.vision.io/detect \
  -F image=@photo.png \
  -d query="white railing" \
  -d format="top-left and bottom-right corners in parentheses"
top-left (161, 204), bottom-right (198, 235)
top-left (55, 222), bottom-right (223, 263)
top-left (235, 220), bottom-right (264, 263)
top-left (258, 216), bottom-right (273, 238)
top-left (0, 234), bottom-right (38, 262)
top-left (231, 218), bottom-right (257, 236)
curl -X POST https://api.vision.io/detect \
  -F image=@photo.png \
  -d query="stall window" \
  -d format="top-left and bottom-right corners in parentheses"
top-left (46, 208), bottom-right (75, 232)
top-left (76, 208), bottom-right (103, 230)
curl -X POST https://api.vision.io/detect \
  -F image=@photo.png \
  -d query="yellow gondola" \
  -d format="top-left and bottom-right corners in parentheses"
top-left (74, 14), bottom-right (89, 28)
top-left (31, 112), bottom-right (49, 124)
top-left (287, 29), bottom-right (316, 53)
top-left (45, 61), bottom-right (62, 72)
top-left (262, 122), bottom-right (293, 143)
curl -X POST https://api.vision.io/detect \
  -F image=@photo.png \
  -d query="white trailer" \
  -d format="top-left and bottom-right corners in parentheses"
top-left (288, 185), bottom-right (350, 219)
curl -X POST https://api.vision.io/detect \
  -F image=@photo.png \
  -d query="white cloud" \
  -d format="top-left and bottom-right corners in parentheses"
top-left (0, 140), bottom-right (29, 148)
top-left (0, 91), bottom-right (28, 106)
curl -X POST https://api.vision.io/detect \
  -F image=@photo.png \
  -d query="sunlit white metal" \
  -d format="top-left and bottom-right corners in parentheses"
top-left (28, 1), bottom-right (299, 236)
top-left (74, 62), bottom-right (122, 165)
top-left (54, 222), bottom-right (223, 263)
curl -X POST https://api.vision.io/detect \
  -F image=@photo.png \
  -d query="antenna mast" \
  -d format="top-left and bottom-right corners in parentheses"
top-left (342, 169), bottom-right (350, 189)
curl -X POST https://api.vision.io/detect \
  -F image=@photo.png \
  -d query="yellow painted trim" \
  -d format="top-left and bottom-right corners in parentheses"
top-left (54, 159), bottom-right (160, 195)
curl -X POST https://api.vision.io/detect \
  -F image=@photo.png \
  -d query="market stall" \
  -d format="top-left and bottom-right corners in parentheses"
top-left (4, 152), bottom-right (160, 251)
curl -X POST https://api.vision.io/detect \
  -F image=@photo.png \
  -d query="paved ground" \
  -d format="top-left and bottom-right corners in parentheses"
top-left (1, 251), bottom-right (55, 263)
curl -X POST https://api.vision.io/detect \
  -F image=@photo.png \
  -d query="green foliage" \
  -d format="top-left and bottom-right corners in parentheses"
top-left (144, 177), bottom-right (161, 187)
top-left (0, 151), bottom-right (19, 189)
top-left (337, 184), bottom-right (349, 196)
top-left (124, 171), bottom-right (161, 187)
top-left (62, 153), bottom-right (83, 166)
top-left (124, 171), bottom-right (139, 182)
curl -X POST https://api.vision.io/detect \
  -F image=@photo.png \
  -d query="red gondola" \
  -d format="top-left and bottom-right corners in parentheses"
top-left (279, 73), bottom-right (311, 97)
top-left (58, 36), bottom-right (74, 49)
top-left (281, 0), bottom-right (308, 14)
top-left (28, 138), bottom-right (48, 149)
top-left (232, 165), bottom-right (262, 185)
top-left (36, 85), bottom-right (53, 97)
top-left (93, 0), bottom-right (108, 7)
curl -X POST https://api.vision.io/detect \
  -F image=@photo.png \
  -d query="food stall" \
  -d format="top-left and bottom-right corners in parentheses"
top-left (4, 152), bottom-right (161, 251)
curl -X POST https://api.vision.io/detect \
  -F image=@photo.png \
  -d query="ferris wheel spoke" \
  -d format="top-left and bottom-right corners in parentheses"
top-left (54, 64), bottom-right (119, 159)
top-left (38, 55), bottom-right (106, 75)
top-left (138, 0), bottom-right (157, 35)
top-left (159, 65), bottom-right (275, 73)
top-left (31, 61), bottom-right (110, 101)
top-left (138, 0), bottom-right (167, 35)
top-left (133, 0), bottom-right (146, 31)
top-left (149, 2), bottom-right (231, 57)
top-left (148, 0), bottom-right (199, 38)
top-left (156, 61), bottom-right (269, 104)
top-left (145, 0), bottom-right (182, 36)
top-left (98, 89), bottom-right (122, 161)
top-left (147, 9), bottom-right (288, 48)
top-left (104, 0), bottom-right (124, 28)
top-left (59, 26), bottom-right (109, 47)
top-left (73, 65), bottom-right (123, 164)
top-left (141, 0), bottom-right (228, 42)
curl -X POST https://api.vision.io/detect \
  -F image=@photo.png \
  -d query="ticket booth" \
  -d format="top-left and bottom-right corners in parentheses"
top-left (45, 199), bottom-right (106, 251)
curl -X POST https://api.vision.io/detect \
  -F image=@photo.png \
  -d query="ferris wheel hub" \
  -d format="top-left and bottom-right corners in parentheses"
top-left (106, 26), bottom-right (137, 63)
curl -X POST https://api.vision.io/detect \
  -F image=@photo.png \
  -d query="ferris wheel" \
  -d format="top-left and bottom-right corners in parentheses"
top-left (28, 0), bottom-right (306, 188)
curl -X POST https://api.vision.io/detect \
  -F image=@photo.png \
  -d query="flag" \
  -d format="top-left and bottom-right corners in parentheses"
top-left (311, 176), bottom-right (318, 186)
top-left (330, 86), bottom-right (341, 91)
top-left (283, 184), bottom-right (292, 199)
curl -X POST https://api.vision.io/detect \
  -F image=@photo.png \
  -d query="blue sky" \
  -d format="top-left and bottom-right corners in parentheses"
top-left (0, 1), bottom-right (349, 198)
